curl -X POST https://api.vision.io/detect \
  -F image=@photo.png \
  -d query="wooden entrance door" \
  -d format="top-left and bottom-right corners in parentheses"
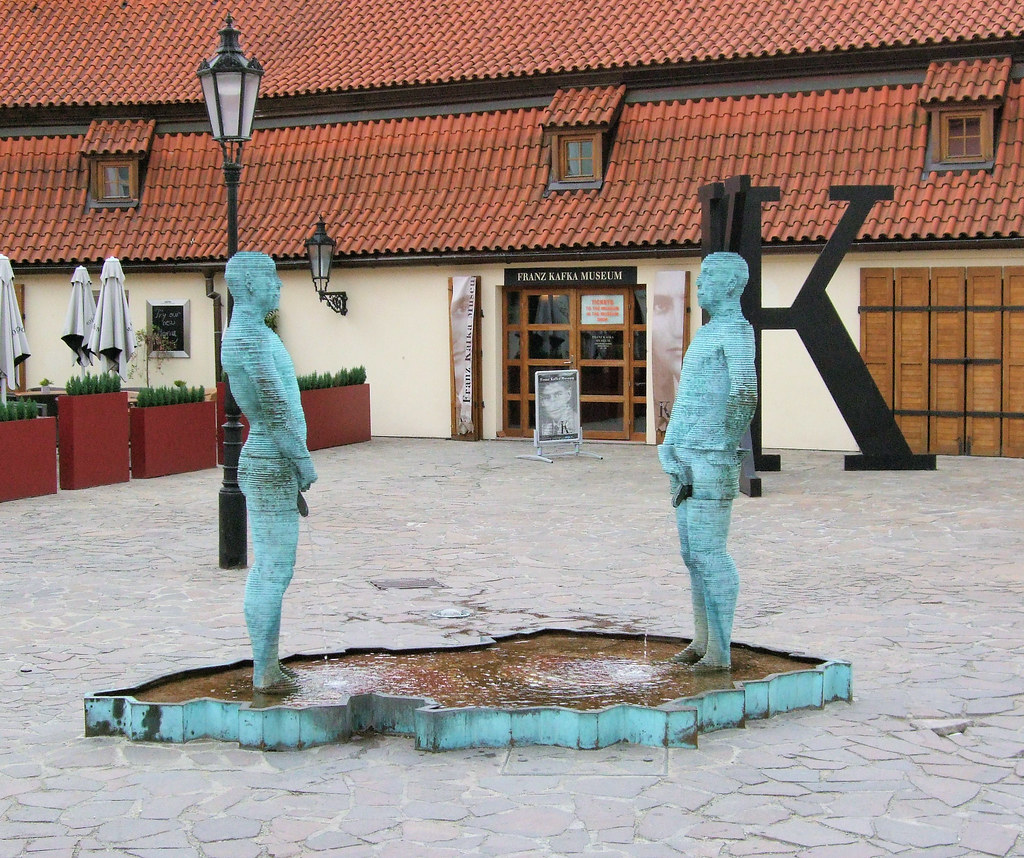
top-left (502, 287), bottom-right (646, 441)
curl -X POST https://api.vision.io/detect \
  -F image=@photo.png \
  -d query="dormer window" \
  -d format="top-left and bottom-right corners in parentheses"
top-left (81, 119), bottom-right (155, 208)
top-left (560, 134), bottom-right (599, 181)
top-left (92, 158), bottom-right (138, 203)
top-left (541, 85), bottom-right (624, 191)
top-left (920, 57), bottom-right (1009, 171)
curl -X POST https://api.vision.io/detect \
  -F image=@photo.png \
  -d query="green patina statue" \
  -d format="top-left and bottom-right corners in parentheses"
top-left (221, 252), bottom-right (318, 692)
top-left (659, 252), bottom-right (757, 672)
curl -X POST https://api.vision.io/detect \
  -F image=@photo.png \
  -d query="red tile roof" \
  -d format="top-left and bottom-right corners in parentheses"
top-left (543, 86), bottom-right (626, 129)
top-left (81, 119), bottom-right (156, 157)
top-left (2, 79), bottom-right (1021, 266)
top-left (920, 57), bottom-right (1013, 104)
top-left (0, 0), bottom-right (1022, 108)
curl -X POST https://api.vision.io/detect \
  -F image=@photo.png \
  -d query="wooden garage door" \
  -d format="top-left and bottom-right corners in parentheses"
top-left (860, 266), bottom-right (1024, 458)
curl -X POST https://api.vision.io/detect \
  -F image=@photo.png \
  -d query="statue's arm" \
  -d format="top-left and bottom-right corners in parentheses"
top-left (722, 324), bottom-right (758, 447)
top-left (248, 345), bottom-right (318, 489)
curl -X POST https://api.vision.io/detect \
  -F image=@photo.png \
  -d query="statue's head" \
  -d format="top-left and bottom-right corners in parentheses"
top-left (225, 252), bottom-right (281, 315)
top-left (697, 252), bottom-right (748, 314)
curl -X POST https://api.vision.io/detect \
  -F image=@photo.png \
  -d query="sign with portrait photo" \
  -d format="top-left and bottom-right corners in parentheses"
top-left (535, 369), bottom-right (581, 445)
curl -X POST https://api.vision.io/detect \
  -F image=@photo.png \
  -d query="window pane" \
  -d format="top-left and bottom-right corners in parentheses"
top-left (507, 331), bottom-right (521, 360)
top-left (506, 292), bottom-right (521, 325)
top-left (528, 293), bottom-right (570, 324)
top-left (633, 288), bottom-right (647, 324)
top-left (580, 365), bottom-right (623, 395)
top-left (634, 402), bottom-right (647, 434)
top-left (564, 138), bottom-right (595, 178)
top-left (528, 330), bottom-right (570, 359)
top-left (581, 401), bottom-right (623, 432)
top-left (946, 115), bottom-right (984, 159)
top-left (633, 330), bottom-right (646, 361)
top-left (102, 164), bottom-right (132, 198)
top-left (506, 364), bottom-right (521, 394)
top-left (506, 399), bottom-right (521, 430)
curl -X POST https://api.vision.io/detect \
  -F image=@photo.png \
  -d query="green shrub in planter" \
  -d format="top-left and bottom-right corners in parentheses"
top-left (65, 373), bottom-right (122, 395)
top-left (0, 399), bottom-right (39, 421)
top-left (136, 384), bottom-right (205, 408)
top-left (296, 366), bottom-right (367, 390)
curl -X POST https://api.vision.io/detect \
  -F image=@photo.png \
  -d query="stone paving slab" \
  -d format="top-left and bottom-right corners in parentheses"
top-left (1, 439), bottom-right (1023, 855)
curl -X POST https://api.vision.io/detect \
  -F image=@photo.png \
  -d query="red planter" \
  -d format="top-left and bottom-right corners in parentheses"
top-left (0, 417), bottom-right (57, 502)
top-left (216, 381), bottom-right (250, 466)
top-left (57, 392), bottom-right (130, 490)
top-left (130, 400), bottom-right (218, 479)
top-left (301, 384), bottom-right (371, 451)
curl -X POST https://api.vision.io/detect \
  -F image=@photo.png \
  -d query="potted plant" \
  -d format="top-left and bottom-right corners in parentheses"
top-left (130, 381), bottom-right (217, 478)
top-left (298, 366), bottom-right (371, 451)
top-left (38, 377), bottom-right (51, 394)
top-left (57, 373), bottom-right (130, 490)
top-left (0, 399), bottom-right (57, 502)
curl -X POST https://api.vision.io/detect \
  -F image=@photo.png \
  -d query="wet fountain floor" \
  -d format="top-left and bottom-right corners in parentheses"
top-left (134, 631), bottom-right (819, 711)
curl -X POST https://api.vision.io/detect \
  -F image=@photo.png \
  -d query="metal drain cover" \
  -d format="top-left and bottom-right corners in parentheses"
top-left (430, 608), bottom-right (472, 619)
top-left (370, 577), bottom-right (443, 590)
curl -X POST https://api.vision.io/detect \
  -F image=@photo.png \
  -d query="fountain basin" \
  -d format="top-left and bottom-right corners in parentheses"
top-left (84, 629), bottom-right (851, 751)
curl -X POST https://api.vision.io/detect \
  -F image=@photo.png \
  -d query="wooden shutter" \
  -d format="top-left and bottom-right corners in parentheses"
top-left (894, 269), bottom-right (930, 453)
top-left (966, 268), bottom-right (1002, 456)
top-left (929, 268), bottom-right (965, 455)
top-left (860, 268), bottom-right (894, 406)
top-left (1003, 267), bottom-right (1024, 458)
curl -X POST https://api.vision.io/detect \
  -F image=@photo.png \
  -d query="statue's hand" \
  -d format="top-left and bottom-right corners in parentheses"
top-left (296, 458), bottom-right (318, 491)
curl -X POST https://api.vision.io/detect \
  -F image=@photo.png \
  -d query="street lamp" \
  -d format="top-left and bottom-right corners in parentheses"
top-left (306, 216), bottom-right (347, 315)
top-left (198, 15), bottom-right (263, 569)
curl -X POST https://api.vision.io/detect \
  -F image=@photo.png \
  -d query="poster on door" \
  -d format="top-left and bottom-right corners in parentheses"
top-left (450, 275), bottom-right (478, 435)
top-left (581, 294), bottom-right (625, 325)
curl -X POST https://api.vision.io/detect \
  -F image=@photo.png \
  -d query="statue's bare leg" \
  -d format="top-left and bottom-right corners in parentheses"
top-left (671, 498), bottom-right (707, 664)
top-left (245, 504), bottom-right (299, 692)
top-left (684, 498), bottom-right (738, 672)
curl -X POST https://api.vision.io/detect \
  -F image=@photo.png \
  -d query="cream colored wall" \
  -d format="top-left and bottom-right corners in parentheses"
top-left (19, 268), bottom-right (217, 391)
top-left (16, 247), bottom-right (1023, 448)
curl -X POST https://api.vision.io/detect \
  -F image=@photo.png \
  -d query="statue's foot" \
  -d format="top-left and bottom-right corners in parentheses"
top-left (692, 656), bottom-right (731, 674)
top-left (253, 663), bottom-right (300, 695)
top-left (669, 644), bottom-right (705, 665)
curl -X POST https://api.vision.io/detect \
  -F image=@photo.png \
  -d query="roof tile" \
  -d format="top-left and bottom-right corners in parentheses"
top-left (0, 1), bottom-right (1021, 107)
top-left (543, 86), bottom-right (626, 129)
top-left (920, 56), bottom-right (1013, 104)
top-left (81, 119), bottom-right (156, 157)
top-left (2, 80), bottom-right (1023, 266)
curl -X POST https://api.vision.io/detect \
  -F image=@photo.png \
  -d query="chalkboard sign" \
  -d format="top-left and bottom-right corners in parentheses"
top-left (147, 300), bottom-right (190, 357)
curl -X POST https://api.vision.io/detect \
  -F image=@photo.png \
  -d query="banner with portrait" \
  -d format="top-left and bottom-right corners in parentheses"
top-left (450, 275), bottom-right (478, 435)
top-left (651, 271), bottom-right (690, 436)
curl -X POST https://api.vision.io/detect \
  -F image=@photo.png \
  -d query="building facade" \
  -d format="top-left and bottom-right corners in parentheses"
top-left (2, 0), bottom-right (1022, 455)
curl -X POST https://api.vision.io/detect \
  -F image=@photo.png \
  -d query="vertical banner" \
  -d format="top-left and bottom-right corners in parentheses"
top-left (652, 271), bottom-right (690, 436)
top-left (450, 275), bottom-right (478, 436)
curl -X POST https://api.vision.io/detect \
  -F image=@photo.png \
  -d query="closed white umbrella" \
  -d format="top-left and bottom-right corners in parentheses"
top-left (88, 257), bottom-right (135, 380)
top-left (0, 255), bottom-right (30, 405)
top-left (61, 265), bottom-right (96, 372)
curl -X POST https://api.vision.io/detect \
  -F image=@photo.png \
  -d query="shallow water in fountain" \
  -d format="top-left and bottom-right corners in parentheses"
top-left (134, 633), bottom-right (818, 711)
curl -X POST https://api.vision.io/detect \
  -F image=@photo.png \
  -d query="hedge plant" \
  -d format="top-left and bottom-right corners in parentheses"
top-left (136, 384), bottom-right (206, 408)
top-left (0, 399), bottom-right (39, 421)
top-left (295, 366), bottom-right (367, 391)
top-left (65, 374), bottom-right (122, 395)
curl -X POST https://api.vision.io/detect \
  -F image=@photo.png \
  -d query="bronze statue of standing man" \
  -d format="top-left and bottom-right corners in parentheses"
top-left (659, 252), bottom-right (757, 672)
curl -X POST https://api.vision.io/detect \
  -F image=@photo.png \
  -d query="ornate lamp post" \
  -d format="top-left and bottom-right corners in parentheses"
top-left (306, 216), bottom-right (347, 315)
top-left (198, 15), bottom-right (264, 568)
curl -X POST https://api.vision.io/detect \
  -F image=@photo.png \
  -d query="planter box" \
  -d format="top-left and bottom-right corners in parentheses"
top-left (301, 384), bottom-right (371, 451)
top-left (131, 400), bottom-right (218, 479)
top-left (0, 417), bottom-right (57, 502)
top-left (57, 392), bottom-right (130, 490)
top-left (216, 381), bottom-right (250, 466)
